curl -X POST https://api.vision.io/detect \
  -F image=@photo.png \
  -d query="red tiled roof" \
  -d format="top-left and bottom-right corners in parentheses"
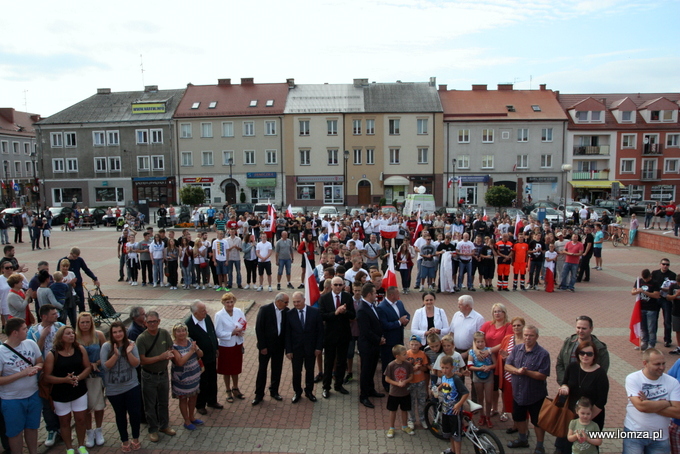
top-left (638, 97), bottom-right (678, 110)
top-left (569, 97), bottom-right (606, 111)
top-left (0, 108), bottom-right (40, 138)
top-left (610, 97), bottom-right (637, 111)
top-left (174, 82), bottom-right (289, 118)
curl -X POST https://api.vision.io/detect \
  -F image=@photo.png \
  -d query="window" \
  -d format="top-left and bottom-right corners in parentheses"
top-left (222, 122), bottom-right (234, 137)
top-left (244, 150), bottom-right (255, 165)
top-left (107, 131), bottom-right (119, 146)
top-left (540, 154), bottom-right (553, 168)
top-left (94, 157), bottom-right (107, 172)
top-left (482, 129), bottom-right (494, 143)
top-left (532, 105), bottom-right (541, 112)
top-left (150, 129), bottom-right (163, 144)
top-left (64, 132), bottom-right (76, 147)
top-left (323, 182), bottom-right (343, 204)
top-left (249, 100), bottom-right (257, 107)
top-left (202, 151), bottom-right (213, 166)
top-left (622, 134), bottom-right (637, 148)
top-left (389, 119), bottom-right (400, 135)
top-left (95, 187), bottom-right (124, 203)
top-left (180, 123), bottom-right (192, 138)
top-left (265, 121), bottom-right (276, 136)
top-left (481, 155), bottom-right (494, 169)
top-left (181, 151), bottom-right (193, 166)
top-left (12, 143), bottom-right (18, 154)
top-left (109, 157), bottom-right (121, 172)
top-left (417, 119), bottom-right (428, 135)
top-left (327, 149), bottom-right (338, 165)
top-left (151, 155), bottom-right (164, 170)
top-left (191, 102), bottom-right (200, 109)
top-left (622, 111), bottom-right (633, 122)
top-left (575, 111), bottom-right (587, 121)
top-left (353, 119), bottom-right (361, 135)
top-left (299, 149), bottom-right (310, 166)
top-left (576, 111), bottom-right (603, 122)
top-left (25, 161), bottom-right (32, 176)
top-left (13, 162), bottom-right (21, 177)
top-left (541, 128), bottom-right (553, 142)
top-left (50, 133), bottom-right (63, 148)
top-left (620, 159), bottom-right (635, 173)
top-left (664, 110), bottom-right (674, 122)
top-left (501, 131), bottom-right (510, 140)
top-left (516, 155), bottom-right (528, 169)
top-left (327, 120), bottom-right (338, 136)
top-left (52, 188), bottom-right (82, 205)
top-left (517, 129), bottom-right (529, 142)
top-left (66, 158), bottom-right (78, 172)
top-left (366, 119), bottom-right (375, 135)
top-left (667, 134), bottom-right (680, 147)
top-left (458, 129), bottom-right (470, 143)
top-left (665, 159), bottom-right (679, 173)
top-left (137, 156), bottom-right (149, 171)
top-left (136, 130), bottom-right (148, 144)
top-left (297, 184), bottom-right (315, 200)
top-left (417, 147), bottom-right (428, 164)
top-left (201, 123), bottom-right (213, 138)
top-left (222, 151), bottom-right (234, 165)
top-left (299, 120), bottom-right (310, 136)
top-left (243, 122), bottom-right (254, 137)
top-left (52, 159), bottom-right (64, 173)
top-left (591, 111), bottom-right (601, 122)
top-left (353, 148), bottom-right (361, 165)
top-left (266, 100), bottom-right (274, 107)
top-left (457, 155), bottom-right (470, 169)
top-left (93, 131), bottom-right (105, 146)
top-left (389, 148), bottom-right (400, 164)
top-left (265, 149), bottom-right (277, 165)
top-left (0, 141), bottom-right (7, 153)
top-left (366, 148), bottom-right (374, 165)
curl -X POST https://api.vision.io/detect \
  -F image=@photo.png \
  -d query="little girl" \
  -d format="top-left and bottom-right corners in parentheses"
top-left (567, 397), bottom-right (602, 454)
top-left (544, 243), bottom-right (557, 293)
top-left (42, 218), bottom-right (52, 249)
top-left (467, 331), bottom-right (496, 428)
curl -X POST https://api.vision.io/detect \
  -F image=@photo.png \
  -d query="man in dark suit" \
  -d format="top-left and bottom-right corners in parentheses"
top-left (377, 286), bottom-right (410, 391)
top-left (285, 291), bottom-right (324, 403)
top-left (185, 300), bottom-right (223, 415)
top-left (252, 293), bottom-right (290, 405)
top-left (356, 282), bottom-right (386, 408)
top-left (318, 276), bottom-right (356, 398)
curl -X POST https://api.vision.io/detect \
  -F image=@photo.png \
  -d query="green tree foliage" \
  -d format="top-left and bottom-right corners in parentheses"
top-left (485, 185), bottom-right (516, 209)
top-left (179, 185), bottom-right (206, 207)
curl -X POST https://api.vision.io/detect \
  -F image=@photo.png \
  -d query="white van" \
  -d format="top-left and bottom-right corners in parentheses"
top-left (402, 194), bottom-right (436, 217)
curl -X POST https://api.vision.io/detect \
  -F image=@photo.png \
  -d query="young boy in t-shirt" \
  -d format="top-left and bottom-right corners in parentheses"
top-left (424, 333), bottom-right (442, 387)
top-left (384, 344), bottom-right (414, 439)
top-left (406, 335), bottom-right (429, 429)
top-left (432, 334), bottom-right (466, 378)
top-left (432, 355), bottom-right (469, 454)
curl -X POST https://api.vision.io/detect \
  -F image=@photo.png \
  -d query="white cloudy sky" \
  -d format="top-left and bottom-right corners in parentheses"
top-left (1, 0), bottom-right (678, 116)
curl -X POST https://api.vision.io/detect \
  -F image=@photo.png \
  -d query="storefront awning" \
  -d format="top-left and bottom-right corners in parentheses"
top-left (383, 176), bottom-right (409, 186)
top-left (246, 178), bottom-right (276, 188)
top-left (569, 180), bottom-right (626, 189)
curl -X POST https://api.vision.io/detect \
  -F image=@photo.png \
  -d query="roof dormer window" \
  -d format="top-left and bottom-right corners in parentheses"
top-left (531, 105), bottom-right (541, 112)
top-left (249, 100), bottom-right (258, 107)
top-left (506, 105), bottom-right (515, 112)
top-left (622, 111), bottom-right (633, 122)
top-left (191, 102), bottom-right (200, 109)
top-left (266, 100), bottom-right (274, 107)
top-left (208, 102), bottom-right (217, 109)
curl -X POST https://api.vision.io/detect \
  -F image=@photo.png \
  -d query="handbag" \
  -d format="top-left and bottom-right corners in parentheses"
top-left (537, 393), bottom-right (575, 438)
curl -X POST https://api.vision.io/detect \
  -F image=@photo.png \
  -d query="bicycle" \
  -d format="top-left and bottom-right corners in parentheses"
top-left (610, 224), bottom-right (628, 247)
top-left (424, 398), bottom-right (505, 453)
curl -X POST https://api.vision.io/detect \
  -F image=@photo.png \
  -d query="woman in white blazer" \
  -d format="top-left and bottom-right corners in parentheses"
top-left (214, 292), bottom-right (246, 403)
top-left (410, 291), bottom-right (449, 344)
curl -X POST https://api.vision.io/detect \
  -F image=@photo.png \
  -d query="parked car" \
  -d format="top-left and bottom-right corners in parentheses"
top-left (288, 206), bottom-right (307, 216)
top-left (230, 203), bottom-right (255, 216)
top-left (379, 205), bottom-right (398, 215)
top-left (629, 200), bottom-right (656, 217)
top-left (253, 203), bottom-right (278, 217)
top-left (49, 206), bottom-right (74, 225)
top-left (530, 207), bottom-right (564, 223)
top-left (522, 200), bottom-right (558, 215)
top-left (318, 206), bottom-right (339, 217)
top-left (499, 207), bottom-right (526, 220)
top-left (1, 208), bottom-right (23, 216)
top-left (596, 199), bottom-right (629, 216)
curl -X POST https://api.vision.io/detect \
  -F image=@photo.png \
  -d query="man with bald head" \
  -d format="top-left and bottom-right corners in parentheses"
top-left (253, 293), bottom-right (290, 405)
top-left (185, 300), bottom-right (222, 415)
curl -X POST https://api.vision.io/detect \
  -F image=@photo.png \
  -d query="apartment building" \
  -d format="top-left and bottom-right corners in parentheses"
top-left (0, 108), bottom-right (41, 207)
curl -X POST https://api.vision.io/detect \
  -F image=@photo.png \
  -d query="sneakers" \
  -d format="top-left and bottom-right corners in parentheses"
top-left (85, 429), bottom-right (95, 448)
top-left (386, 428), bottom-right (395, 438)
top-left (215, 286), bottom-right (223, 292)
top-left (67, 450), bottom-right (75, 454)
top-left (287, 282), bottom-right (295, 289)
top-left (244, 284), bottom-right (250, 290)
top-left (45, 430), bottom-right (58, 447)
top-left (407, 420), bottom-right (415, 430)
top-left (298, 284), bottom-right (305, 289)
top-left (402, 426), bottom-right (415, 436)
top-left (268, 286), bottom-right (273, 292)
top-left (419, 287), bottom-right (424, 292)
top-left (257, 286), bottom-right (263, 292)
top-left (153, 283), bottom-right (158, 288)
top-left (94, 427), bottom-right (105, 446)
top-left (78, 446), bottom-right (89, 454)
top-left (344, 373), bottom-right (353, 384)
top-left (277, 284), bottom-right (281, 290)
top-left (202, 285), bottom-right (206, 290)
top-left (665, 341), bottom-right (673, 348)
top-left (670, 348), bottom-right (680, 355)
top-left (421, 419), bottom-right (428, 428)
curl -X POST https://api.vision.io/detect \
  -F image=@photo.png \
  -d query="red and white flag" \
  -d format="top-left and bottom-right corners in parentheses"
top-left (447, 177), bottom-right (453, 189)
top-left (629, 278), bottom-right (642, 347)
top-left (383, 251), bottom-right (398, 289)
top-left (513, 212), bottom-right (522, 239)
top-left (286, 204), bottom-right (294, 218)
top-left (379, 224), bottom-right (399, 239)
top-left (268, 204), bottom-right (277, 235)
top-left (483, 209), bottom-right (488, 222)
top-left (411, 208), bottom-right (422, 245)
top-left (304, 254), bottom-right (320, 306)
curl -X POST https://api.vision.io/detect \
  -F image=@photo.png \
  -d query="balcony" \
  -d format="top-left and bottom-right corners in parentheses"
top-left (643, 143), bottom-right (663, 155)
top-left (641, 169), bottom-right (661, 181)
top-left (572, 171), bottom-right (610, 180)
top-left (573, 145), bottom-right (610, 156)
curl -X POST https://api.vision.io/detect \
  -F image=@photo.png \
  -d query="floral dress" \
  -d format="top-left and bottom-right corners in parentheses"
top-left (171, 340), bottom-right (201, 397)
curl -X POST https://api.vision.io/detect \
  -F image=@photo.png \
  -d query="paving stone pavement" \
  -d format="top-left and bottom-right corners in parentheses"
top-left (4, 226), bottom-right (679, 453)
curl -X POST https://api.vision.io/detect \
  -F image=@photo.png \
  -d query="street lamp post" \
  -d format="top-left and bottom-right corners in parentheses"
top-left (227, 157), bottom-right (234, 204)
top-left (561, 164), bottom-right (573, 222)
top-left (343, 150), bottom-right (350, 212)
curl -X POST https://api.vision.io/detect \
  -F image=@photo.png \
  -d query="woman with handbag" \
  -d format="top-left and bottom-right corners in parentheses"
top-left (76, 312), bottom-right (107, 448)
top-left (555, 340), bottom-right (609, 454)
top-left (170, 323), bottom-right (203, 430)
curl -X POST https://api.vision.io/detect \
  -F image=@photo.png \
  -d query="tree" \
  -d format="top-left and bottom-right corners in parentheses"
top-left (179, 185), bottom-right (206, 207)
top-left (485, 185), bottom-right (516, 210)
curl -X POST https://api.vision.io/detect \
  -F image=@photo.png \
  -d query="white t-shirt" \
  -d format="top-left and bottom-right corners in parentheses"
top-left (0, 339), bottom-right (41, 399)
top-left (0, 276), bottom-right (9, 316)
top-left (149, 241), bottom-right (165, 260)
top-left (414, 236), bottom-right (428, 261)
top-left (432, 351), bottom-right (465, 373)
top-left (212, 238), bottom-right (228, 262)
top-left (625, 370), bottom-right (680, 440)
top-left (544, 251), bottom-right (557, 272)
top-left (256, 241), bottom-right (273, 262)
top-left (456, 240), bottom-right (475, 261)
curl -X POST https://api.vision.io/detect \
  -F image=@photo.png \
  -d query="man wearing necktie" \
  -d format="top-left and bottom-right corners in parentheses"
top-left (319, 276), bottom-right (356, 398)
top-left (356, 282), bottom-right (386, 408)
top-left (252, 293), bottom-right (290, 406)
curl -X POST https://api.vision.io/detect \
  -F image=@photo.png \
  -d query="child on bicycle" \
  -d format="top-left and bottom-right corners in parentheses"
top-left (432, 355), bottom-right (469, 454)
top-left (385, 344), bottom-right (414, 439)
top-left (406, 335), bottom-right (429, 430)
top-left (567, 397), bottom-right (602, 454)
top-left (467, 331), bottom-right (496, 428)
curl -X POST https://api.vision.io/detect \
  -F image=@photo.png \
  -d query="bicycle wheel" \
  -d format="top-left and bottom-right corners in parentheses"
top-left (601, 230), bottom-right (610, 241)
top-left (613, 235), bottom-right (620, 247)
top-left (472, 428), bottom-right (506, 454)
top-left (622, 233), bottom-right (629, 246)
top-left (424, 400), bottom-right (447, 440)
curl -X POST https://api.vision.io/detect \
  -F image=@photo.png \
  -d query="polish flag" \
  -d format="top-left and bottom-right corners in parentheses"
top-left (629, 278), bottom-right (642, 347)
top-left (483, 209), bottom-right (488, 222)
top-left (383, 251), bottom-right (398, 289)
top-left (268, 204), bottom-right (277, 235)
top-left (447, 177), bottom-right (453, 189)
top-left (304, 254), bottom-right (320, 306)
top-left (513, 213), bottom-right (522, 239)
top-left (411, 208), bottom-right (422, 245)
top-left (286, 204), bottom-right (294, 218)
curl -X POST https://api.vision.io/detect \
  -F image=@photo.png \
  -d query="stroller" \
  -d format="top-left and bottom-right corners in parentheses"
top-left (84, 284), bottom-right (122, 327)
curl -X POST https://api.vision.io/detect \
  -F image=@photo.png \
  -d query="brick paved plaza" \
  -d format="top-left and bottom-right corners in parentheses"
top-left (5, 226), bottom-right (677, 453)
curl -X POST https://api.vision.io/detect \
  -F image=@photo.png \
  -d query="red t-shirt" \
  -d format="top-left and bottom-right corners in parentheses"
top-left (480, 321), bottom-right (513, 348)
top-left (666, 204), bottom-right (676, 216)
top-left (564, 241), bottom-right (584, 264)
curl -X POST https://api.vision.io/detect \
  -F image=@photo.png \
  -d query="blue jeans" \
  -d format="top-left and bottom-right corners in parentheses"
top-left (181, 263), bottom-right (194, 286)
top-left (622, 427), bottom-right (669, 453)
top-left (227, 260), bottom-right (242, 286)
top-left (640, 309), bottom-right (659, 347)
top-left (277, 259), bottom-right (292, 276)
top-left (560, 262), bottom-right (578, 290)
top-left (152, 258), bottom-right (164, 285)
top-left (458, 260), bottom-right (473, 289)
top-left (0, 229), bottom-right (8, 244)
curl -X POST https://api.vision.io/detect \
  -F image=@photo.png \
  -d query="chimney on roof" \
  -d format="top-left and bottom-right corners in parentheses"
top-left (218, 79), bottom-right (231, 86)
top-left (241, 78), bottom-right (254, 85)
top-left (287, 78), bottom-right (295, 89)
top-left (187, 83), bottom-right (193, 87)
top-left (0, 108), bottom-right (14, 123)
top-left (472, 84), bottom-right (487, 91)
top-left (353, 78), bottom-right (368, 88)
top-left (539, 84), bottom-right (546, 91)
top-left (498, 84), bottom-right (513, 91)
top-left (97, 88), bottom-right (111, 95)
top-left (144, 85), bottom-right (158, 93)
top-left (438, 84), bottom-right (447, 92)
top-left (30, 114), bottom-right (41, 123)
top-left (600, 98), bottom-right (607, 106)
top-left (429, 76), bottom-right (436, 87)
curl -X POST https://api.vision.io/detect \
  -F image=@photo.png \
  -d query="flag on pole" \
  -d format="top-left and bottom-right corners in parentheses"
top-left (12, 180), bottom-right (18, 191)
top-left (447, 177), bottom-right (454, 189)
top-left (513, 212), bottom-right (522, 239)
top-left (268, 204), bottom-right (277, 235)
top-left (458, 177), bottom-right (463, 189)
top-left (0, 180), bottom-right (4, 189)
top-left (383, 251), bottom-right (398, 289)
top-left (304, 254), bottom-right (320, 306)
top-left (629, 278), bottom-right (642, 347)
top-left (411, 208), bottom-right (423, 245)
top-left (286, 204), bottom-right (294, 218)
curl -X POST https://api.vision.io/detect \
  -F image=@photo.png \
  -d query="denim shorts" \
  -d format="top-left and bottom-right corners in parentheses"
top-left (278, 259), bottom-right (292, 275)
top-left (216, 260), bottom-right (228, 275)
top-left (1, 391), bottom-right (42, 438)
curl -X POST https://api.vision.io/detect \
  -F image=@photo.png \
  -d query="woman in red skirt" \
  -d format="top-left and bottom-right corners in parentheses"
top-left (214, 292), bottom-right (247, 403)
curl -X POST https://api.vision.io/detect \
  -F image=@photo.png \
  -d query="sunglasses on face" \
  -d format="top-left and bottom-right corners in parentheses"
top-left (578, 351), bottom-right (594, 357)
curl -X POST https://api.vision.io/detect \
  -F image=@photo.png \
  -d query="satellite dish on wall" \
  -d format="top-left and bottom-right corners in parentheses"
top-left (416, 186), bottom-right (427, 194)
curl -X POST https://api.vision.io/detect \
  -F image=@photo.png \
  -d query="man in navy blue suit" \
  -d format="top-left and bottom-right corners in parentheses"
top-left (285, 291), bottom-right (324, 403)
top-left (377, 286), bottom-right (410, 391)
top-left (356, 282), bottom-right (386, 408)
